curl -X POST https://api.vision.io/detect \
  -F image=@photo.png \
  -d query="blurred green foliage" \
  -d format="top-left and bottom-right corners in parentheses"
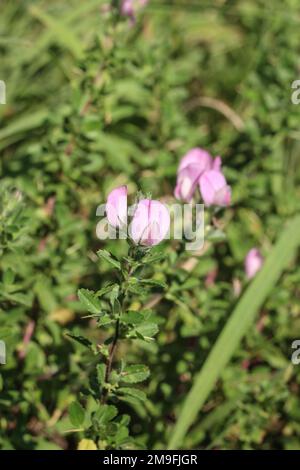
top-left (0, 0), bottom-right (300, 450)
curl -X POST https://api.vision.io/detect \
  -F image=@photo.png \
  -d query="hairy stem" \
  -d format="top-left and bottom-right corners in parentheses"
top-left (101, 315), bottom-right (121, 404)
top-left (101, 253), bottom-right (135, 404)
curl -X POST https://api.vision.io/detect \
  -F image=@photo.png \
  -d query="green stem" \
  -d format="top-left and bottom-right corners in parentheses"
top-left (101, 314), bottom-right (121, 404)
top-left (101, 251), bottom-right (135, 404)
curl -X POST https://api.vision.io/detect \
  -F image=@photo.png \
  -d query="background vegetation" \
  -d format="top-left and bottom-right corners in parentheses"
top-left (1, 0), bottom-right (300, 450)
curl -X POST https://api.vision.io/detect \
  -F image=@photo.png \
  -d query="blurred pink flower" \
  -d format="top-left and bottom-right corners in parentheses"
top-left (199, 170), bottom-right (231, 207)
top-left (177, 148), bottom-right (213, 174)
top-left (174, 163), bottom-right (205, 202)
top-left (130, 199), bottom-right (170, 246)
top-left (106, 185), bottom-right (128, 228)
top-left (174, 148), bottom-right (226, 203)
top-left (175, 148), bottom-right (212, 202)
top-left (121, 0), bottom-right (148, 21)
top-left (245, 248), bottom-right (263, 279)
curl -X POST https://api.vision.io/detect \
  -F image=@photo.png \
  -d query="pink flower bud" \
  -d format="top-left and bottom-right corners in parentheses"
top-left (199, 170), bottom-right (231, 207)
top-left (106, 186), bottom-right (128, 228)
top-left (130, 199), bottom-right (170, 246)
top-left (245, 248), bottom-right (263, 280)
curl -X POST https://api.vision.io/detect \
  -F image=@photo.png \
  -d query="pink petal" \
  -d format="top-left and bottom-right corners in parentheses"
top-left (178, 148), bottom-right (212, 173)
top-left (106, 186), bottom-right (128, 228)
top-left (245, 248), bottom-right (263, 279)
top-left (199, 170), bottom-right (231, 207)
top-left (212, 156), bottom-right (222, 171)
top-left (175, 161), bottom-right (210, 202)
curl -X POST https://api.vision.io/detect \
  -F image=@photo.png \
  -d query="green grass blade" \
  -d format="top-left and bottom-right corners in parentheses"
top-left (29, 5), bottom-right (84, 59)
top-left (168, 214), bottom-right (300, 449)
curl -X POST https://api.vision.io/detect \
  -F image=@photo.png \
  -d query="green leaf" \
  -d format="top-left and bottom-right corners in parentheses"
top-left (121, 365), bottom-right (150, 384)
top-left (97, 314), bottom-right (114, 327)
top-left (3, 269), bottom-right (15, 285)
top-left (66, 333), bottom-right (94, 351)
top-left (168, 214), bottom-right (300, 449)
top-left (69, 401), bottom-right (85, 427)
top-left (109, 285), bottom-right (120, 307)
top-left (97, 363), bottom-right (106, 386)
top-left (121, 311), bottom-right (144, 325)
top-left (117, 387), bottom-right (146, 402)
top-left (94, 405), bottom-right (118, 425)
top-left (78, 289), bottom-right (101, 314)
top-left (134, 323), bottom-right (159, 339)
top-left (96, 284), bottom-right (116, 298)
top-left (3, 292), bottom-right (33, 307)
top-left (206, 228), bottom-right (227, 242)
top-left (97, 250), bottom-right (121, 270)
top-left (29, 5), bottom-right (84, 59)
top-left (140, 279), bottom-right (167, 289)
top-left (141, 250), bottom-right (166, 265)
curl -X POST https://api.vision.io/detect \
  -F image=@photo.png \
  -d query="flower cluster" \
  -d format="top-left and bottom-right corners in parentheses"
top-left (174, 148), bottom-right (231, 206)
top-left (105, 152), bottom-right (265, 281)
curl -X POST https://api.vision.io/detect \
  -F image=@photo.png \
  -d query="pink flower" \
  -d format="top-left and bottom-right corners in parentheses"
top-left (106, 185), bottom-right (128, 228)
top-left (121, 0), bottom-right (148, 21)
top-left (106, 187), bottom-right (170, 246)
top-left (199, 170), bottom-right (231, 207)
top-left (130, 199), bottom-right (170, 246)
top-left (178, 148), bottom-right (213, 174)
top-left (245, 248), bottom-right (263, 280)
top-left (174, 148), bottom-right (224, 203)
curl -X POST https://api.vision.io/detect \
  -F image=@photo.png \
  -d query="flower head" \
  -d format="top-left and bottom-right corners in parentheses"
top-left (130, 199), bottom-right (170, 246)
top-left (174, 148), bottom-right (213, 202)
top-left (174, 148), bottom-right (228, 205)
top-left (106, 187), bottom-right (170, 246)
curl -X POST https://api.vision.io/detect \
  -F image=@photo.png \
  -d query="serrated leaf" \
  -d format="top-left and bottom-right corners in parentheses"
top-left (78, 289), bottom-right (101, 314)
top-left (121, 365), bottom-right (150, 384)
top-left (97, 250), bottom-right (121, 270)
top-left (69, 401), bottom-right (85, 427)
